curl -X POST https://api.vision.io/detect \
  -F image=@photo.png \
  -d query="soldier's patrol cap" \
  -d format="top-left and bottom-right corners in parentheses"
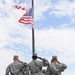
top-left (52, 56), bottom-right (57, 59)
top-left (13, 55), bottom-right (19, 58)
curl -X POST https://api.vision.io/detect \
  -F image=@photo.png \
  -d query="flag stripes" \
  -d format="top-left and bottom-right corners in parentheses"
top-left (18, 8), bottom-right (34, 28)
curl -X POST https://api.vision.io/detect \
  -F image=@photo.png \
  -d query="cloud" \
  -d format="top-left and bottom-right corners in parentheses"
top-left (0, 0), bottom-right (33, 48)
top-left (34, 0), bottom-right (51, 21)
top-left (35, 28), bottom-right (75, 64)
top-left (49, 0), bottom-right (75, 25)
top-left (50, 0), bottom-right (75, 17)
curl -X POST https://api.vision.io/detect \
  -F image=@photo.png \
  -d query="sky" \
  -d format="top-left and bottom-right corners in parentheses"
top-left (0, 0), bottom-right (75, 75)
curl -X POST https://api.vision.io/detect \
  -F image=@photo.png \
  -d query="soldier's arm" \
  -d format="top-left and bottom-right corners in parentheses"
top-left (42, 58), bottom-right (49, 66)
top-left (60, 63), bottom-right (67, 72)
top-left (5, 65), bottom-right (10, 75)
top-left (37, 57), bottom-right (49, 66)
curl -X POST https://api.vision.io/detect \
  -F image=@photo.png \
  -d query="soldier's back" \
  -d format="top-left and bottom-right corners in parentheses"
top-left (9, 61), bottom-right (24, 75)
top-left (28, 60), bottom-right (43, 75)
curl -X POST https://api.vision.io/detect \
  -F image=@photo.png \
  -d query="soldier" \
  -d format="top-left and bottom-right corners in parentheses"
top-left (5, 55), bottom-right (27, 75)
top-left (28, 53), bottom-right (49, 75)
top-left (50, 56), bottom-right (67, 75)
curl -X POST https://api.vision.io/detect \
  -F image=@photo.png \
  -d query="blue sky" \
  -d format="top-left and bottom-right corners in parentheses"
top-left (0, 0), bottom-right (75, 75)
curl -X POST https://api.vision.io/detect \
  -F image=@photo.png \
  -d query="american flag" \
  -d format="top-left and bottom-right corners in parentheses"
top-left (13, 5), bottom-right (27, 11)
top-left (18, 8), bottom-right (34, 28)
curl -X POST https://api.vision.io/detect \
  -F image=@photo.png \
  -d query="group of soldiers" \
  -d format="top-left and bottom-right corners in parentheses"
top-left (5, 54), bottom-right (67, 75)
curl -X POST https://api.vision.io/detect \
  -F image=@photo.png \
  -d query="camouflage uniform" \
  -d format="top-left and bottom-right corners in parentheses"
top-left (5, 55), bottom-right (29, 75)
top-left (50, 62), bottom-right (67, 75)
top-left (5, 61), bottom-right (24, 75)
top-left (45, 56), bottom-right (67, 75)
top-left (28, 58), bottom-right (49, 75)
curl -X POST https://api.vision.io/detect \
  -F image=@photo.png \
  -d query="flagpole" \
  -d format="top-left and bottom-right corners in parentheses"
top-left (32, 0), bottom-right (35, 55)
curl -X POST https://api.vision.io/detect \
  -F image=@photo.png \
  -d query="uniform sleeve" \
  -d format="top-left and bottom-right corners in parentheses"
top-left (5, 65), bottom-right (10, 75)
top-left (42, 58), bottom-right (49, 66)
top-left (60, 63), bottom-right (67, 72)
